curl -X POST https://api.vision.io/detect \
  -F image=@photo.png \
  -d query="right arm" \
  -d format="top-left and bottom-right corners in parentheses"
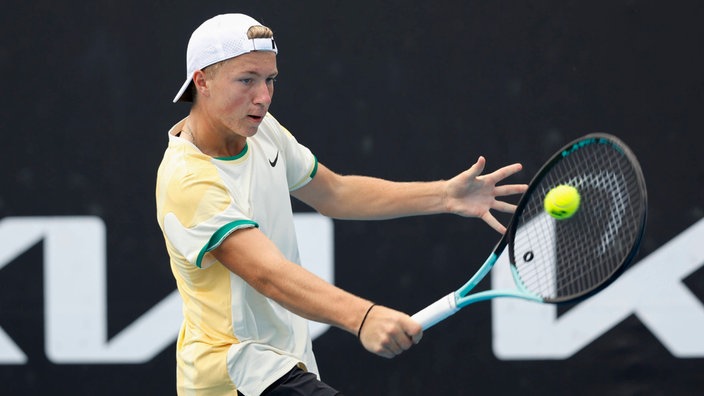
top-left (211, 226), bottom-right (422, 358)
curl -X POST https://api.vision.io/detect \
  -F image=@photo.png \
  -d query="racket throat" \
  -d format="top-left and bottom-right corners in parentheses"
top-left (456, 289), bottom-right (543, 307)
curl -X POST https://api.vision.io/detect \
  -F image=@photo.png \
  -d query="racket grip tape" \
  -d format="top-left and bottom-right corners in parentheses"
top-left (411, 292), bottom-right (460, 331)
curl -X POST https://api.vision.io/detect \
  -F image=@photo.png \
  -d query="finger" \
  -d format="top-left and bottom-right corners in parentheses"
top-left (396, 332), bottom-right (414, 351)
top-left (492, 201), bottom-right (518, 214)
top-left (481, 212), bottom-right (507, 234)
top-left (373, 338), bottom-right (397, 359)
top-left (383, 339), bottom-right (404, 357)
top-left (411, 330), bottom-right (423, 344)
top-left (488, 163), bottom-right (524, 181)
top-left (402, 319), bottom-right (423, 345)
top-left (379, 350), bottom-right (395, 359)
top-left (494, 183), bottom-right (529, 197)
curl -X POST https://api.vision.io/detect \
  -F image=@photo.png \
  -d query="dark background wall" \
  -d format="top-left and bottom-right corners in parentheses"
top-left (1, 1), bottom-right (703, 395)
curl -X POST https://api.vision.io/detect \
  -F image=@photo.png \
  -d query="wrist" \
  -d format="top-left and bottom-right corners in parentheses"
top-left (357, 303), bottom-right (377, 340)
top-left (440, 179), bottom-right (452, 214)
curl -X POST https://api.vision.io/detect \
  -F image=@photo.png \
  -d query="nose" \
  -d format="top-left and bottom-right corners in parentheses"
top-left (253, 80), bottom-right (273, 107)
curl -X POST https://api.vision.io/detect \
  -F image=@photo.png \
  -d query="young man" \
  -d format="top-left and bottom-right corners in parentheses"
top-left (156, 13), bottom-right (527, 395)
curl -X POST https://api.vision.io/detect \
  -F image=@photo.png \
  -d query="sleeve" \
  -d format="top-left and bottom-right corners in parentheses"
top-left (160, 158), bottom-right (257, 269)
top-left (263, 113), bottom-right (319, 191)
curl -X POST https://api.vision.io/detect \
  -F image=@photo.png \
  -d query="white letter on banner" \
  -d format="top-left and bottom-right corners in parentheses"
top-left (493, 218), bottom-right (704, 359)
top-left (0, 214), bottom-right (333, 364)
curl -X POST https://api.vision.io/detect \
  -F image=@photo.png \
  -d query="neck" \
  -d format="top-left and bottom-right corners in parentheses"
top-left (182, 116), bottom-right (247, 157)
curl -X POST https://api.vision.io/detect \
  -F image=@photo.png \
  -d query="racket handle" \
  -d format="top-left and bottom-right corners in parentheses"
top-left (411, 292), bottom-right (460, 331)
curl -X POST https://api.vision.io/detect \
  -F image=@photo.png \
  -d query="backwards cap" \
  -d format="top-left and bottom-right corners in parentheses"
top-left (173, 13), bottom-right (278, 103)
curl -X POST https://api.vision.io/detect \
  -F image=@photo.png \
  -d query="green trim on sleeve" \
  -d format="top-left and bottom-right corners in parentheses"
top-left (310, 156), bottom-right (319, 178)
top-left (195, 220), bottom-right (259, 268)
top-left (290, 155), bottom-right (319, 191)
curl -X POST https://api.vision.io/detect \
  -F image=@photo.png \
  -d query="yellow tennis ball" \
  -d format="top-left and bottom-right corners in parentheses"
top-left (544, 184), bottom-right (581, 219)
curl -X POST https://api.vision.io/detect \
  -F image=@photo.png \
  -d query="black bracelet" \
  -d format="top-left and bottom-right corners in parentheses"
top-left (357, 303), bottom-right (377, 339)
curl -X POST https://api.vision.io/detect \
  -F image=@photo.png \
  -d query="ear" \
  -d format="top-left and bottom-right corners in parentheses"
top-left (192, 70), bottom-right (209, 99)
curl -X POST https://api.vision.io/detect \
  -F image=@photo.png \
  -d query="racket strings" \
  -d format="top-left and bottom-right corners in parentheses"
top-left (510, 140), bottom-right (646, 302)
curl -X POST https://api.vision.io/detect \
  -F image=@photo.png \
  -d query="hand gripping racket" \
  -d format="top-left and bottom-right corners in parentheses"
top-left (412, 133), bottom-right (647, 330)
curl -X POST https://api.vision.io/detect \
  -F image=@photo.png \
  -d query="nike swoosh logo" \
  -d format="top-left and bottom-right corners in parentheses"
top-left (269, 151), bottom-right (279, 167)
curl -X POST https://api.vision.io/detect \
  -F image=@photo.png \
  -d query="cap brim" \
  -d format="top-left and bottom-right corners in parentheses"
top-left (173, 77), bottom-right (193, 103)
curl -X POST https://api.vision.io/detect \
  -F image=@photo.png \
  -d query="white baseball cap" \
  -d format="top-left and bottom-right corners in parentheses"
top-left (173, 13), bottom-right (278, 103)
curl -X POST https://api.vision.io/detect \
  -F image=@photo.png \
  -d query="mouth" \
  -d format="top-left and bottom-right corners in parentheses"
top-left (248, 114), bottom-right (264, 122)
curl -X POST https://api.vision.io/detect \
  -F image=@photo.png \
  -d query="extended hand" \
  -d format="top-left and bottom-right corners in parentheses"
top-left (444, 156), bottom-right (528, 233)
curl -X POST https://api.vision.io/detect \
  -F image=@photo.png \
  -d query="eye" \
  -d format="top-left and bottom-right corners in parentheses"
top-left (266, 76), bottom-right (278, 85)
top-left (239, 78), bottom-right (253, 85)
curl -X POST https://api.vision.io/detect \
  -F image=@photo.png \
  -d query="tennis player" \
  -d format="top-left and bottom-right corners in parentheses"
top-left (156, 13), bottom-right (527, 395)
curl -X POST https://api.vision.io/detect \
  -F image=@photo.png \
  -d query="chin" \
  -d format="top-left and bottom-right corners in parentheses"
top-left (238, 127), bottom-right (259, 138)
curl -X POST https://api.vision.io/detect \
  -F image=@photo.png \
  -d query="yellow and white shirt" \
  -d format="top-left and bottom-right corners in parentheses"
top-left (156, 113), bottom-right (319, 395)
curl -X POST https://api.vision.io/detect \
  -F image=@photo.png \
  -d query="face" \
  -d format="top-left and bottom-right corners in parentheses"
top-left (198, 51), bottom-right (278, 138)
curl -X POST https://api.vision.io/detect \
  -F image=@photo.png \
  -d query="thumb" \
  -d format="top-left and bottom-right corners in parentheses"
top-left (403, 316), bottom-right (424, 344)
top-left (466, 156), bottom-right (486, 178)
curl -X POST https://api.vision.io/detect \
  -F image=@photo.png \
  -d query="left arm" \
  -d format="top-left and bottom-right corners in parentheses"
top-left (291, 156), bottom-right (527, 233)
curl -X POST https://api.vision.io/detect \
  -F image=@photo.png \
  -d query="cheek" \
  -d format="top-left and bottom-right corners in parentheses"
top-left (219, 92), bottom-right (248, 114)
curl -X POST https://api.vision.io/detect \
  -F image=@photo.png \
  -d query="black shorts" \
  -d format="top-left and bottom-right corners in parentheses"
top-left (238, 366), bottom-right (344, 396)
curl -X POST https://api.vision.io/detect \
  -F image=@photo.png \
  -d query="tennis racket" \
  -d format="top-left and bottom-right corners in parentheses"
top-left (411, 133), bottom-right (647, 330)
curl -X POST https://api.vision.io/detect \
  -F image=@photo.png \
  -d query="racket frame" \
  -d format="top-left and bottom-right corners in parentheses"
top-left (412, 133), bottom-right (647, 330)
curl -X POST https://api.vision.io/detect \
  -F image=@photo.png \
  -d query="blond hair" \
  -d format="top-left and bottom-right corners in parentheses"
top-left (247, 25), bottom-right (273, 39)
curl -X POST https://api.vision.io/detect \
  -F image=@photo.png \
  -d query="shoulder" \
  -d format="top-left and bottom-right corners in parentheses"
top-left (159, 138), bottom-right (219, 185)
top-left (157, 141), bottom-right (231, 226)
top-left (257, 112), bottom-right (299, 142)
top-left (260, 112), bottom-right (282, 131)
